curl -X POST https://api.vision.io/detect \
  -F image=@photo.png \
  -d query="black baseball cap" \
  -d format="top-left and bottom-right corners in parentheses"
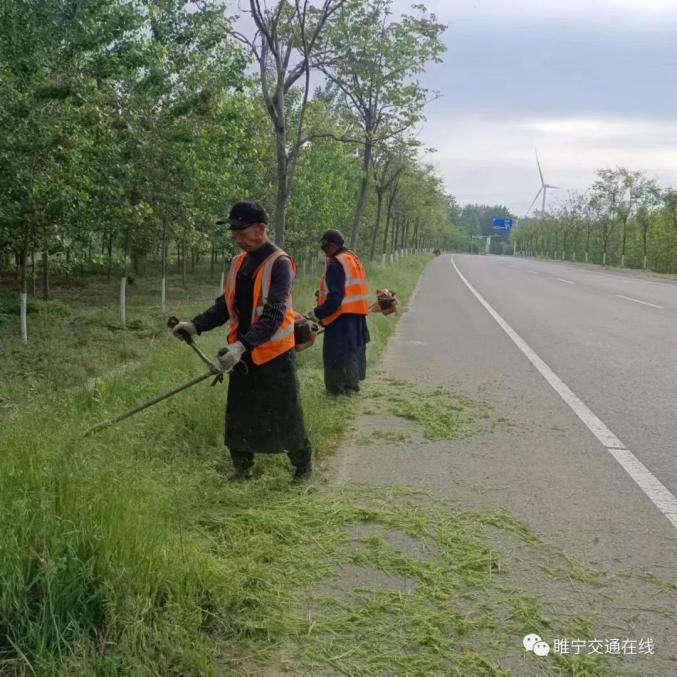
top-left (320, 229), bottom-right (345, 246)
top-left (217, 201), bottom-right (268, 229)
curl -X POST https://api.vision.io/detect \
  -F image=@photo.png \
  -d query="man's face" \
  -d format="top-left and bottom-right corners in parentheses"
top-left (233, 223), bottom-right (266, 252)
top-left (321, 241), bottom-right (340, 257)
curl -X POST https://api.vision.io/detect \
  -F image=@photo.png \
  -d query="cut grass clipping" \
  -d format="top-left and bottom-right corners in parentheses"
top-left (362, 378), bottom-right (503, 440)
top-left (215, 485), bottom-right (647, 677)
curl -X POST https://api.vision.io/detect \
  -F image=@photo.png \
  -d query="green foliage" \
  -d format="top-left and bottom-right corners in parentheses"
top-left (319, 0), bottom-right (447, 247)
top-left (0, 1), bottom-right (458, 290)
top-left (0, 254), bottom-right (428, 674)
top-left (512, 168), bottom-right (677, 271)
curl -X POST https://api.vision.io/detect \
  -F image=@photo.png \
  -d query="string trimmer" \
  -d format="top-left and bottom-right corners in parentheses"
top-left (83, 316), bottom-right (223, 437)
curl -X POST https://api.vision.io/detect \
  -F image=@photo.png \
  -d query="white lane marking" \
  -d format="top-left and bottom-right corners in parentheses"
top-left (527, 270), bottom-right (539, 274)
top-left (450, 256), bottom-right (677, 531)
top-left (556, 277), bottom-right (575, 284)
top-left (616, 295), bottom-right (663, 309)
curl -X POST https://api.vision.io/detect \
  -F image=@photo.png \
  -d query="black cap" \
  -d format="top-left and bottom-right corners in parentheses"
top-left (217, 201), bottom-right (268, 229)
top-left (320, 229), bottom-right (345, 246)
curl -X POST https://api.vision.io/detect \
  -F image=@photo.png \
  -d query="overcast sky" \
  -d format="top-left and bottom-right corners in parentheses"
top-left (396, 0), bottom-right (677, 214)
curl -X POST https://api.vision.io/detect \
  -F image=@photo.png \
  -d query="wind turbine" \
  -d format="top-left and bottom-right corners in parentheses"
top-left (526, 152), bottom-right (559, 215)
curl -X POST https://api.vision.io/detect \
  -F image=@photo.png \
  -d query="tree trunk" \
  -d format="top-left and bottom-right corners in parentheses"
top-left (124, 226), bottom-right (131, 277)
top-left (20, 225), bottom-right (29, 342)
top-left (119, 276), bottom-right (126, 325)
top-left (411, 221), bottom-right (420, 249)
top-left (120, 227), bottom-right (130, 326)
top-left (382, 206), bottom-right (392, 256)
top-left (390, 214), bottom-right (401, 254)
top-left (273, 116), bottom-right (289, 247)
top-left (107, 226), bottom-right (113, 281)
top-left (161, 219), bottom-right (168, 313)
top-left (369, 189), bottom-right (384, 261)
top-left (349, 139), bottom-right (372, 250)
top-left (643, 228), bottom-right (649, 270)
top-left (42, 249), bottom-right (49, 300)
top-left (31, 250), bottom-right (36, 297)
top-left (382, 183), bottom-right (398, 255)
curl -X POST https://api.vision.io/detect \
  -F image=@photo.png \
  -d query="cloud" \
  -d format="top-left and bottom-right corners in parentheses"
top-left (388, 0), bottom-right (677, 211)
top-left (418, 25), bottom-right (677, 119)
top-left (419, 114), bottom-right (677, 213)
top-left (415, 0), bottom-right (677, 29)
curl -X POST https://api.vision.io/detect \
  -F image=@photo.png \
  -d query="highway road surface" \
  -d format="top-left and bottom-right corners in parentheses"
top-left (333, 253), bottom-right (677, 673)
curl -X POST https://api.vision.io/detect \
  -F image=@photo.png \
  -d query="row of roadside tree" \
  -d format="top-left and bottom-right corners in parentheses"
top-left (0, 0), bottom-right (466, 309)
top-left (513, 167), bottom-right (677, 272)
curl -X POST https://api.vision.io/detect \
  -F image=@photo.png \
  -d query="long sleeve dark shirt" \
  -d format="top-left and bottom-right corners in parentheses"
top-left (313, 246), bottom-right (370, 358)
top-left (191, 241), bottom-right (292, 351)
top-left (313, 246), bottom-right (347, 320)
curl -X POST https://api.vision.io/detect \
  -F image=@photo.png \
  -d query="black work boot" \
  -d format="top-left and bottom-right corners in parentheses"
top-left (229, 466), bottom-right (253, 482)
top-left (292, 462), bottom-right (312, 482)
top-left (288, 440), bottom-right (312, 482)
top-left (228, 449), bottom-right (254, 481)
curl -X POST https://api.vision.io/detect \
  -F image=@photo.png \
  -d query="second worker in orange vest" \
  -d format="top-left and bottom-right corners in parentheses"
top-left (172, 202), bottom-right (312, 481)
top-left (309, 229), bottom-right (370, 396)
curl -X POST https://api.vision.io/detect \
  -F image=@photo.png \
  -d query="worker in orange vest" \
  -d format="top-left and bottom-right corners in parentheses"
top-left (172, 202), bottom-right (312, 481)
top-left (307, 229), bottom-right (370, 396)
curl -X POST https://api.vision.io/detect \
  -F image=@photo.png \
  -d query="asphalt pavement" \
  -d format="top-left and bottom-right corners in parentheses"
top-left (331, 253), bottom-right (677, 672)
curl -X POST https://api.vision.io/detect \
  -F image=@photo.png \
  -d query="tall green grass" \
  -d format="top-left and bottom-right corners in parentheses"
top-left (0, 255), bottom-right (432, 675)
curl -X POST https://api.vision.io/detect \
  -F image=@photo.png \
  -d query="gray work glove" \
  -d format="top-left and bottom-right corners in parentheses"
top-left (305, 309), bottom-right (321, 325)
top-left (216, 341), bottom-right (246, 373)
top-left (172, 320), bottom-right (197, 341)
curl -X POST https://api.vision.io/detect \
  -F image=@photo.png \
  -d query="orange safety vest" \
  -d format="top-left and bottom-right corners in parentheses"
top-left (224, 247), bottom-right (296, 365)
top-left (318, 250), bottom-right (369, 325)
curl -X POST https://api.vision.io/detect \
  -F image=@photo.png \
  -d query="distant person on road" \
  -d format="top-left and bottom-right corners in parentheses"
top-left (307, 229), bottom-right (370, 396)
top-left (171, 201), bottom-right (312, 481)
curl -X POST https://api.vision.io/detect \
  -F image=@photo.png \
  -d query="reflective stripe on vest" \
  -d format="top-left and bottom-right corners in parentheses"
top-left (318, 250), bottom-right (369, 325)
top-left (224, 247), bottom-right (296, 365)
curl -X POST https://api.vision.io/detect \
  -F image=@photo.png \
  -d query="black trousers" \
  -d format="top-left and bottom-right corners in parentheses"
top-left (230, 439), bottom-right (312, 471)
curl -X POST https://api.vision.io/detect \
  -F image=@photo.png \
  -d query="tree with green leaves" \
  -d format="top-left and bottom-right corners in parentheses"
top-left (233, 0), bottom-right (347, 247)
top-left (635, 179), bottom-right (661, 270)
top-left (319, 0), bottom-right (445, 249)
top-left (368, 140), bottom-right (410, 260)
top-left (589, 170), bottom-right (622, 265)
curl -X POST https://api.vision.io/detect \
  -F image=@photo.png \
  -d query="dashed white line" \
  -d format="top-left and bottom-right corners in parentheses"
top-left (527, 270), bottom-right (539, 274)
top-left (450, 255), bottom-right (677, 531)
top-left (616, 295), bottom-right (663, 309)
top-left (555, 277), bottom-right (575, 284)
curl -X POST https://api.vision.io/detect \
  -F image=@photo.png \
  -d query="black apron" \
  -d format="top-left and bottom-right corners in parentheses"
top-left (225, 350), bottom-right (308, 454)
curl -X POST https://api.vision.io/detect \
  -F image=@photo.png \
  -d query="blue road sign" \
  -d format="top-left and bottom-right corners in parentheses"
top-left (492, 218), bottom-right (514, 230)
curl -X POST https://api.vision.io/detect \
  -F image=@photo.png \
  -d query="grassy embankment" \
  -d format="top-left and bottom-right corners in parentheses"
top-left (1, 255), bottom-right (670, 676)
